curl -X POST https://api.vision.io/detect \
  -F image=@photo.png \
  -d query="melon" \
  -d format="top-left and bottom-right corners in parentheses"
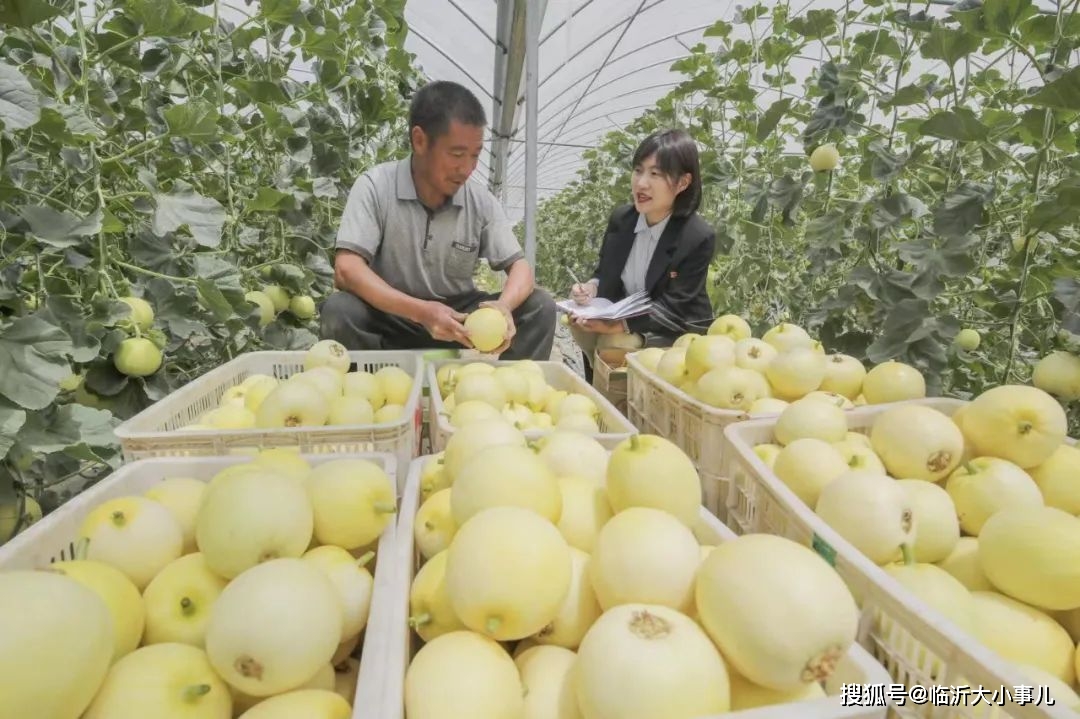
top-left (978, 506), bottom-right (1080, 611)
top-left (695, 534), bottom-right (858, 691)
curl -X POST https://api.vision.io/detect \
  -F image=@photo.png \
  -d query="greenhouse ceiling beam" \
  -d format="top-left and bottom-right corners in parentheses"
top-left (524, 0), bottom-right (543, 265)
top-left (489, 0), bottom-right (527, 199)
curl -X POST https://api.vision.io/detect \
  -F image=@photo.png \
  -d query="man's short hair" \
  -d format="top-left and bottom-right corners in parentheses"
top-left (409, 81), bottom-right (487, 144)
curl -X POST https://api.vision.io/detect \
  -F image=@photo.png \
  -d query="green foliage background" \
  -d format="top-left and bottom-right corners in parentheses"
top-left (533, 0), bottom-right (1080, 417)
top-left (0, 0), bottom-right (421, 523)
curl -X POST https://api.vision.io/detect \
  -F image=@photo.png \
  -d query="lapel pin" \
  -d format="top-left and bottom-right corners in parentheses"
top-left (669, 271), bottom-right (678, 278)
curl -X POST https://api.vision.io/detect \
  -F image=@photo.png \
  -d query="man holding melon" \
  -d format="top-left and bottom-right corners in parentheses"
top-left (320, 81), bottom-right (556, 360)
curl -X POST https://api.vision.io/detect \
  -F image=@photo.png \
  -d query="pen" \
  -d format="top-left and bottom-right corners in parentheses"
top-left (566, 266), bottom-right (581, 285)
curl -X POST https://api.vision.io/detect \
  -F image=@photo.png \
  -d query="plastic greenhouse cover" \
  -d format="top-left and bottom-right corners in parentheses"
top-left (199, 0), bottom-right (1052, 221)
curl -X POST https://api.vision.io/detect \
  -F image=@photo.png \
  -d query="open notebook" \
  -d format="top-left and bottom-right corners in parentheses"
top-left (556, 291), bottom-right (653, 320)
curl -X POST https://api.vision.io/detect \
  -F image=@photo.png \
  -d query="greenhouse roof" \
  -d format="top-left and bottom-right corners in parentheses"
top-left (399, 0), bottom-right (1058, 226)
top-left (402, 0), bottom-right (728, 220)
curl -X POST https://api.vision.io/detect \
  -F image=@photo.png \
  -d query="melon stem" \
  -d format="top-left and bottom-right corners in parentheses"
top-left (372, 501), bottom-right (397, 514)
top-left (355, 551), bottom-right (375, 568)
top-left (900, 543), bottom-right (915, 566)
top-left (963, 461), bottom-right (977, 475)
top-left (111, 510), bottom-right (127, 527)
top-left (182, 684), bottom-right (211, 702)
top-left (180, 597), bottom-right (196, 616)
top-left (73, 537), bottom-right (91, 561)
top-left (629, 434), bottom-right (640, 451)
top-left (409, 613), bottom-right (431, 627)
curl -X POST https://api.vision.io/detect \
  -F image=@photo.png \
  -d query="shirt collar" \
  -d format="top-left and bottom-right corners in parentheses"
top-left (397, 157), bottom-right (466, 208)
top-left (635, 211), bottom-right (671, 239)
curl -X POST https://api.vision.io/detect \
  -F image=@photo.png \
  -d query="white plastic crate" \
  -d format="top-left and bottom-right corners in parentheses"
top-left (114, 350), bottom-right (425, 494)
top-left (425, 358), bottom-right (637, 452)
top-left (0, 452), bottom-right (401, 719)
top-left (367, 455), bottom-right (897, 719)
top-left (721, 398), bottom-right (1080, 719)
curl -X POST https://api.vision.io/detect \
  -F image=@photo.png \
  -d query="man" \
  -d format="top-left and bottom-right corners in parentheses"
top-left (320, 80), bottom-right (556, 361)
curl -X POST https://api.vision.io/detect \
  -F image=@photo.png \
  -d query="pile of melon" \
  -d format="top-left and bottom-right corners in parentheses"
top-left (0, 451), bottom-right (397, 719)
top-left (750, 384), bottom-right (1080, 708)
top-left (632, 315), bottom-right (927, 413)
top-left (404, 424), bottom-right (864, 717)
top-left (180, 340), bottom-right (414, 431)
top-left (434, 359), bottom-right (608, 434)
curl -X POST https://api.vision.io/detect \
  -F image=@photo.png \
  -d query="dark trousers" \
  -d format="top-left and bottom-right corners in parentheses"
top-left (319, 288), bottom-right (557, 361)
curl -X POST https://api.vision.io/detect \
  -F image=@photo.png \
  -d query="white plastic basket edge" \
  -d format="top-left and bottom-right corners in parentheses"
top-left (113, 351), bottom-right (426, 459)
top-left (370, 455), bottom-right (896, 719)
top-left (0, 452), bottom-right (401, 719)
top-left (720, 401), bottom-right (1080, 719)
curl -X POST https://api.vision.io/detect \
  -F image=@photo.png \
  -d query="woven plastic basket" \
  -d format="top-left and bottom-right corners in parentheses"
top-left (425, 358), bottom-right (636, 452)
top-left (366, 454), bottom-right (898, 719)
top-left (721, 398), bottom-right (1080, 719)
top-left (592, 352), bottom-right (629, 416)
top-left (113, 350), bottom-right (425, 493)
top-left (0, 452), bottom-right (400, 719)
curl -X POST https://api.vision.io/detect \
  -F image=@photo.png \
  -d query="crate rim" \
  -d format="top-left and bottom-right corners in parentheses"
top-left (113, 349), bottom-right (427, 442)
top-left (721, 399), bottom-right (1080, 719)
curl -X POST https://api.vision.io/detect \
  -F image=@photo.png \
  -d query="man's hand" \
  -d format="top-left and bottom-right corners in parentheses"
top-left (478, 299), bottom-right (516, 355)
top-left (420, 301), bottom-right (473, 347)
top-left (571, 281), bottom-right (597, 306)
top-left (574, 317), bottom-right (626, 335)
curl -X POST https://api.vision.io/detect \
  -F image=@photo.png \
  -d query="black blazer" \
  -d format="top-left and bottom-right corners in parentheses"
top-left (589, 203), bottom-right (715, 342)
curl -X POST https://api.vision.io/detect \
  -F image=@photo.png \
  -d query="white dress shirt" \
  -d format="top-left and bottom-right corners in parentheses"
top-left (620, 212), bottom-right (671, 296)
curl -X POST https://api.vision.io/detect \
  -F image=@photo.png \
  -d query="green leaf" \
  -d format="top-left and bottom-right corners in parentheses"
top-left (870, 194), bottom-right (929, 229)
top-left (1021, 13), bottom-right (1080, 44)
top-left (0, 315), bottom-right (72, 410)
top-left (933, 182), bottom-right (994, 237)
top-left (1027, 66), bottom-right (1080, 111)
top-left (787, 9), bottom-right (836, 39)
top-left (16, 403), bottom-right (118, 455)
top-left (983, 0), bottom-right (1037, 36)
top-left (0, 401), bottom-right (27, 459)
top-left (125, 0), bottom-right (213, 36)
top-left (920, 108), bottom-right (990, 142)
top-left (884, 84), bottom-right (929, 108)
top-left (853, 29), bottom-right (902, 59)
top-left (245, 187), bottom-right (296, 213)
top-left (0, 0), bottom-right (66, 27)
top-left (1027, 177), bottom-right (1080, 233)
top-left (898, 234), bottom-right (980, 278)
top-left (312, 177), bottom-right (338, 198)
top-left (756, 98), bottom-right (792, 142)
top-left (703, 19), bottom-right (732, 38)
top-left (57, 104), bottom-right (104, 139)
top-left (18, 206), bottom-right (103, 248)
top-left (194, 255), bottom-right (245, 321)
top-left (259, 0), bottom-right (299, 24)
top-left (231, 80), bottom-right (289, 104)
top-left (163, 99), bottom-right (219, 142)
top-left (153, 190), bottom-right (226, 247)
top-left (866, 140), bottom-right (909, 183)
top-left (866, 298), bottom-right (932, 363)
top-left (920, 26), bottom-right (982, 67)
top-left (0, 62), bottom-right (40, 131)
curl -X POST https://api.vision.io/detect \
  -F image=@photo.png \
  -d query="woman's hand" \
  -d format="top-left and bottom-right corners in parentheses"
top-left (571, 281), bottom-right (597, 306)
top-left (574, 317), bottom-right (626, 335)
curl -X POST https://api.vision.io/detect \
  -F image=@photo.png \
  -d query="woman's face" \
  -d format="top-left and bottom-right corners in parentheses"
top-left (632, 153), bottom-right (689, 219)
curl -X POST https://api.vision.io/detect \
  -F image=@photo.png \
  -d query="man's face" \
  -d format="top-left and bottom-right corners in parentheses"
top-left (414, 120), bottom-right (484, 199)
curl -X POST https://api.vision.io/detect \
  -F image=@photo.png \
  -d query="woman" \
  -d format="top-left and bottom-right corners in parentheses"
top-left (569, 128), bottom-right (716, 382)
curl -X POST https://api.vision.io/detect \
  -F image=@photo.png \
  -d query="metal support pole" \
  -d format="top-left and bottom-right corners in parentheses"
top-left (524, 0), bottom-right (540, 266)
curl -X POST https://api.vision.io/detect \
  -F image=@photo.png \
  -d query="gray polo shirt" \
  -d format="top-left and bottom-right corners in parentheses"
top-left (336, 157), bottom-right (524, 301)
